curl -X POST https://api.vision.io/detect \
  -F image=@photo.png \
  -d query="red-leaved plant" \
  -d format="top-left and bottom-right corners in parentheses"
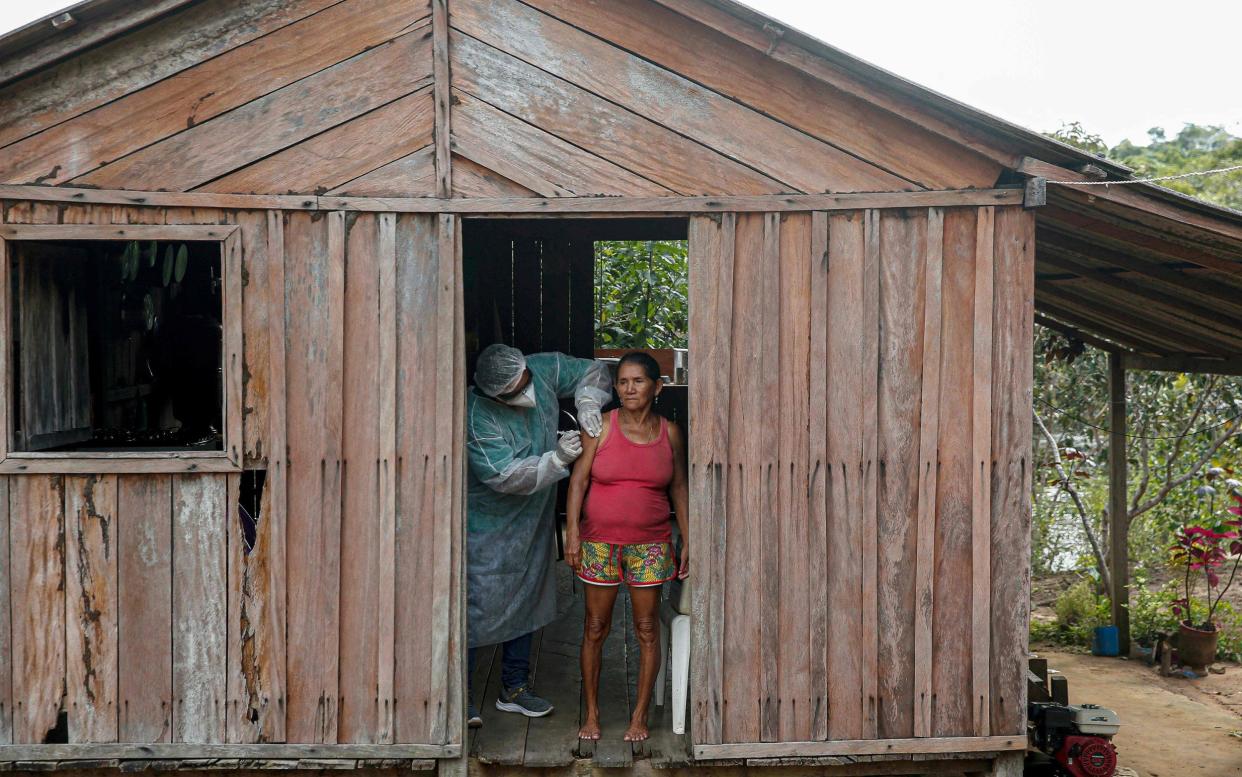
top-left (1170, 492), bottom-right (1242, 630)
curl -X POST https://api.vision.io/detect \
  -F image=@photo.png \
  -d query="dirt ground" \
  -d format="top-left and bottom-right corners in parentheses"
top-left (1037, 648), bottom-right (1242, 776)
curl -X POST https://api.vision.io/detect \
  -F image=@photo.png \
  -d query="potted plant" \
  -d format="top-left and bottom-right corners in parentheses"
top-left (1169, 486), bottom-right (1242, 668)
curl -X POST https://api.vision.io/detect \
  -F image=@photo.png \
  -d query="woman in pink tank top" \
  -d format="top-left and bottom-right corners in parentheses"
top-left (566, 352), bottom-right (689, 744)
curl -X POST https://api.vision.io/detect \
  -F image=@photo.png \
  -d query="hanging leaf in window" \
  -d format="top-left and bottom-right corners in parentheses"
top-left (175, 245), bottom-right (188, 283)
top-left (143, 293), bottom-right (154, 331)
top-left (162, 249), bottom-right (174, 286)
top-left (146, 240), bottom-right (157, 267)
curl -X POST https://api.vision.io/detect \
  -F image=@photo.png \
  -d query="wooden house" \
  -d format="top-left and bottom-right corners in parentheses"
top-left (0, 1), bottom-right (1240, 776)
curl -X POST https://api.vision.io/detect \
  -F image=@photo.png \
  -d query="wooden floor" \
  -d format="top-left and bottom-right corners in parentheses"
top-left (468, 569), bottom-right (690, 768)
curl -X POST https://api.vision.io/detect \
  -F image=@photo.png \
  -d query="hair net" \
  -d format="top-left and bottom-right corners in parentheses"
top-left (476, 344), bottom-right (527, 397)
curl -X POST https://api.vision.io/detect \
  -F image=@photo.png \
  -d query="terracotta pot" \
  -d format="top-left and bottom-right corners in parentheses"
top-left (1178, 620), bottom-right (1219, 668)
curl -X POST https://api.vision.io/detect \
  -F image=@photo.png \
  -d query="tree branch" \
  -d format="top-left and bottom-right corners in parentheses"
top-left (1130, 423), bottom-right (1238, 520)
top-left (1035, 409), bottom-right (1112, 593)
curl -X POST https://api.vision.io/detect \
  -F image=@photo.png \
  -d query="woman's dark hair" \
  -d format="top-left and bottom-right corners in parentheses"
top-left (617, 351), bottom-right (662, 382)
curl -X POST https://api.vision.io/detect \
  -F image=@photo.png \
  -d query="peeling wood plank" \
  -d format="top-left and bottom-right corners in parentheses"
top-left (10, 475), bottom-right (65, 743)
top-left (451, 154), bottom-right (541, 199)
top-left (172, 475), bottom-right (228, 743)
top-left (72, 34), bottom-right (434, 191)
top-left (65, 475), bottom-right (119, 743)
top-left (806, 211), bottom-right (829, 741)
top-left (0, 0), bottom-right (342, 149)
top-left (0, 1), bottom-right (431, 187)
top-left (695, 735), bottom-right (1025, 760)
top-left (327, 147), bottom-right (438, 199)
top-left (432, 0), bottom-right (451, 198)
top-left (376, 213), bottom-right (398, 745)
top-left (860, 210), bottom-right (881, 741)
top-left (0, 477), bottom-right (9, 744)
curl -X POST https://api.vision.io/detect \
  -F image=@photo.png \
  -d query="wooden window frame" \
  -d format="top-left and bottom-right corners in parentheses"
top-left (0, 223), bottom-right (243, 474)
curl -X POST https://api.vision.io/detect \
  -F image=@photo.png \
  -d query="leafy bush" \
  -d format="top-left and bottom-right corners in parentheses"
top-left (1033, 578), bottom-right (1112, 648)
top-left (1129, 577), bottom-right (1183, 647)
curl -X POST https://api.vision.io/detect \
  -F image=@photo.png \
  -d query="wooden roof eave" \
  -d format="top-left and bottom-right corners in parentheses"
top-left (0, 0), bottom-right (198, 87)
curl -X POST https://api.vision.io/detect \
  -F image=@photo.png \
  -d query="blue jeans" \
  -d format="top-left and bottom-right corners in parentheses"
top-left (469, 631), bottom-right (533, 695)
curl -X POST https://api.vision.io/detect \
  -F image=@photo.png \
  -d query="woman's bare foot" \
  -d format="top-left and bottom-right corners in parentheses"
top-left (623, 716), bottom-right (649, 742)
top-left (578, 716), bottom-right (601, 740)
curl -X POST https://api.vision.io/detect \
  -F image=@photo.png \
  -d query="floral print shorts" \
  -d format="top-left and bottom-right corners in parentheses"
top-left (577, 540), bottom-right (675, 587)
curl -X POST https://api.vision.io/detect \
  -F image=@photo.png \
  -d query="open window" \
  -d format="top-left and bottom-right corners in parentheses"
top-left (0, 223), bottom-right (242, 472)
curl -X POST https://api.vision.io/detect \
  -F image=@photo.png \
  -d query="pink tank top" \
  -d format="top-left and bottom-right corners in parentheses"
top-left (582, 411), bottom-right (674, 544)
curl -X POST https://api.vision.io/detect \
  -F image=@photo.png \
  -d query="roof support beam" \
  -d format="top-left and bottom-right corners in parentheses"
top-left (1108, 353), bottom-right (1130, 657)
top-left (1020, 157), bottom-right (1242, 245)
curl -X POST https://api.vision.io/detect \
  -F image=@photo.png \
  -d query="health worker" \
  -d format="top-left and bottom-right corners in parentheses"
top-left (464, 344), bottom-right (611, 727)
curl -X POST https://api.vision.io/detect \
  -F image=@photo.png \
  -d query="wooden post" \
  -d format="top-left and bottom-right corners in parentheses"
top-left (1108, 352), bottom-right (1130, 656)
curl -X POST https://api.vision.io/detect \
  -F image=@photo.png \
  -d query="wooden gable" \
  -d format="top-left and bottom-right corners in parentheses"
top-left (0, 0), bottom-right (1013, 199)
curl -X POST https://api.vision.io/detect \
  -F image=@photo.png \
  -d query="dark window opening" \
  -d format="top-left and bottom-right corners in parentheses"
top-left (10, 239), bottom-right (223, 453)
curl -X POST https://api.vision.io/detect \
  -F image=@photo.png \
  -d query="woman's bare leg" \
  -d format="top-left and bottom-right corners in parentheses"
top-left (579, 583), bottom-right (619, 740)
top-left (624, 586), bottom-right (662, 742)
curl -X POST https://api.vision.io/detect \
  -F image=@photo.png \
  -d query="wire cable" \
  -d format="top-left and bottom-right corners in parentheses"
top-left (1046, 164), bottom-right (1242, 186)
top-left (1034, 394), bottom-right (1242, 441)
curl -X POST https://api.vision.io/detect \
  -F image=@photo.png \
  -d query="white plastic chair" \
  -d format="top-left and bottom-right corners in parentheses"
top-left (654, 577), bottom-right (690, 735)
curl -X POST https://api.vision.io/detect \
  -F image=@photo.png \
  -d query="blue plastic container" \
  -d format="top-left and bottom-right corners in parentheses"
top-left (1092, 625), bottom-right (1120, 656)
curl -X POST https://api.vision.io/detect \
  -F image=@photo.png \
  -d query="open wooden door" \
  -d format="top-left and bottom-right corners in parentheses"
top-left (687, 206), bottom-right (1033, 759)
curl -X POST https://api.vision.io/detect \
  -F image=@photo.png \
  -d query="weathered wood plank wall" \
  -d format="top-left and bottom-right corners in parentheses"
top-left (689, 205), bottom-right (1034, 747)
top-left (0, 201), bottom-right (462, 748)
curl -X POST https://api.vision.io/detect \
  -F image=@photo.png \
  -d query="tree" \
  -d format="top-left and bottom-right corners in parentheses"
top-left (594, 240), bottom-right (688, 349)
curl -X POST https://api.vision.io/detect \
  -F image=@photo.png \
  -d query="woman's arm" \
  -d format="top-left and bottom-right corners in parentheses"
top-left (668, 421), bottom-right (690, 579)
top-left (565, 415), bottom-right (604, 572)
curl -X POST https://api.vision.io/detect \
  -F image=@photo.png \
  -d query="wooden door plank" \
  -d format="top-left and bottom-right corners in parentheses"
top-left (930, 208), bottom-right (979, 737)
top-left (806, 212), bottom-right (829, 742)
top-left (825, 212), bottom-right (864, 741)
top-left (328, 147), bottom-right (437, 199)
top-left (777, 213), bottom-right (813, 742)
top-left (73, 33), bottom-right (434, 191)
top-left (757, 214), bottom-right (782, 743)
top-left (117, 474), bottom-right (173, 743)
top-left (65, 474), bottom-right (119, 743)
top-left (452, 0), bottom-right (910, 194)
top-left (913, 209), bottom-right (944, 738)
top-left (394, 214), bottom-right (440, 744)
top-left (474, 643), bottom-right (529, 766)
top-left (970, 207), bottom-right (995, 738)
top-left (451, 90), bottom-right (672, 197)
top-left (172, 474), bottom-right (228, 743)
top-left (10, 475), bottom-right (65, 743)
top-left (0, 0), bottom-right (343, 149)
top-left (200, 89), bottom-right (435, 195)
top-left (283, 211), bottom-right (344, 743)
top-left (338, 214), bottom-right (383, 744)
top-left (511, 239), bottom-right (542, 355)
top-left (227, 212), bottom-right (287, 743)
top-left (0, 0), bottom-right (430, 187)
top-left (989, 207), bottom-right (1034, 737)
top-left (450, 33), bottom-right (788, 196)
top-left (540, 240), bottom-right (571, 354)
top-left (875, 209), bottom-right (927, 740)
top-left (687, 213), bottom-right (733, 746)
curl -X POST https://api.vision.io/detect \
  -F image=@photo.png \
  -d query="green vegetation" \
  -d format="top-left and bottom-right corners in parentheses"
top-left (1050, 122), bottom-right (1242, 209)
top-left (594, 240), bottom-right (688, 349)
top-left (1033, 123), bottom-right (1242, 660)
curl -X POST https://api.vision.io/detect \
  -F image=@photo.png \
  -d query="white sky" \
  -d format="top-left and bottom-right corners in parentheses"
top-left (3, 0), bottom-right (1240, 147)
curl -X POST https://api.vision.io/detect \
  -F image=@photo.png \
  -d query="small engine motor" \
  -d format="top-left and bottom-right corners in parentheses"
top-left (1027, 658), bottom-right (1121, 777)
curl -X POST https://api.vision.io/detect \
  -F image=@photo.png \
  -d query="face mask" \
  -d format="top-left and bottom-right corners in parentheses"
top-left (504, 381), bottom-right (537, 409)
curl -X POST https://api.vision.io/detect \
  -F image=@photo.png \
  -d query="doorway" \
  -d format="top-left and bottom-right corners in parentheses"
top-left (460, 217), bottom-right (691, 767)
